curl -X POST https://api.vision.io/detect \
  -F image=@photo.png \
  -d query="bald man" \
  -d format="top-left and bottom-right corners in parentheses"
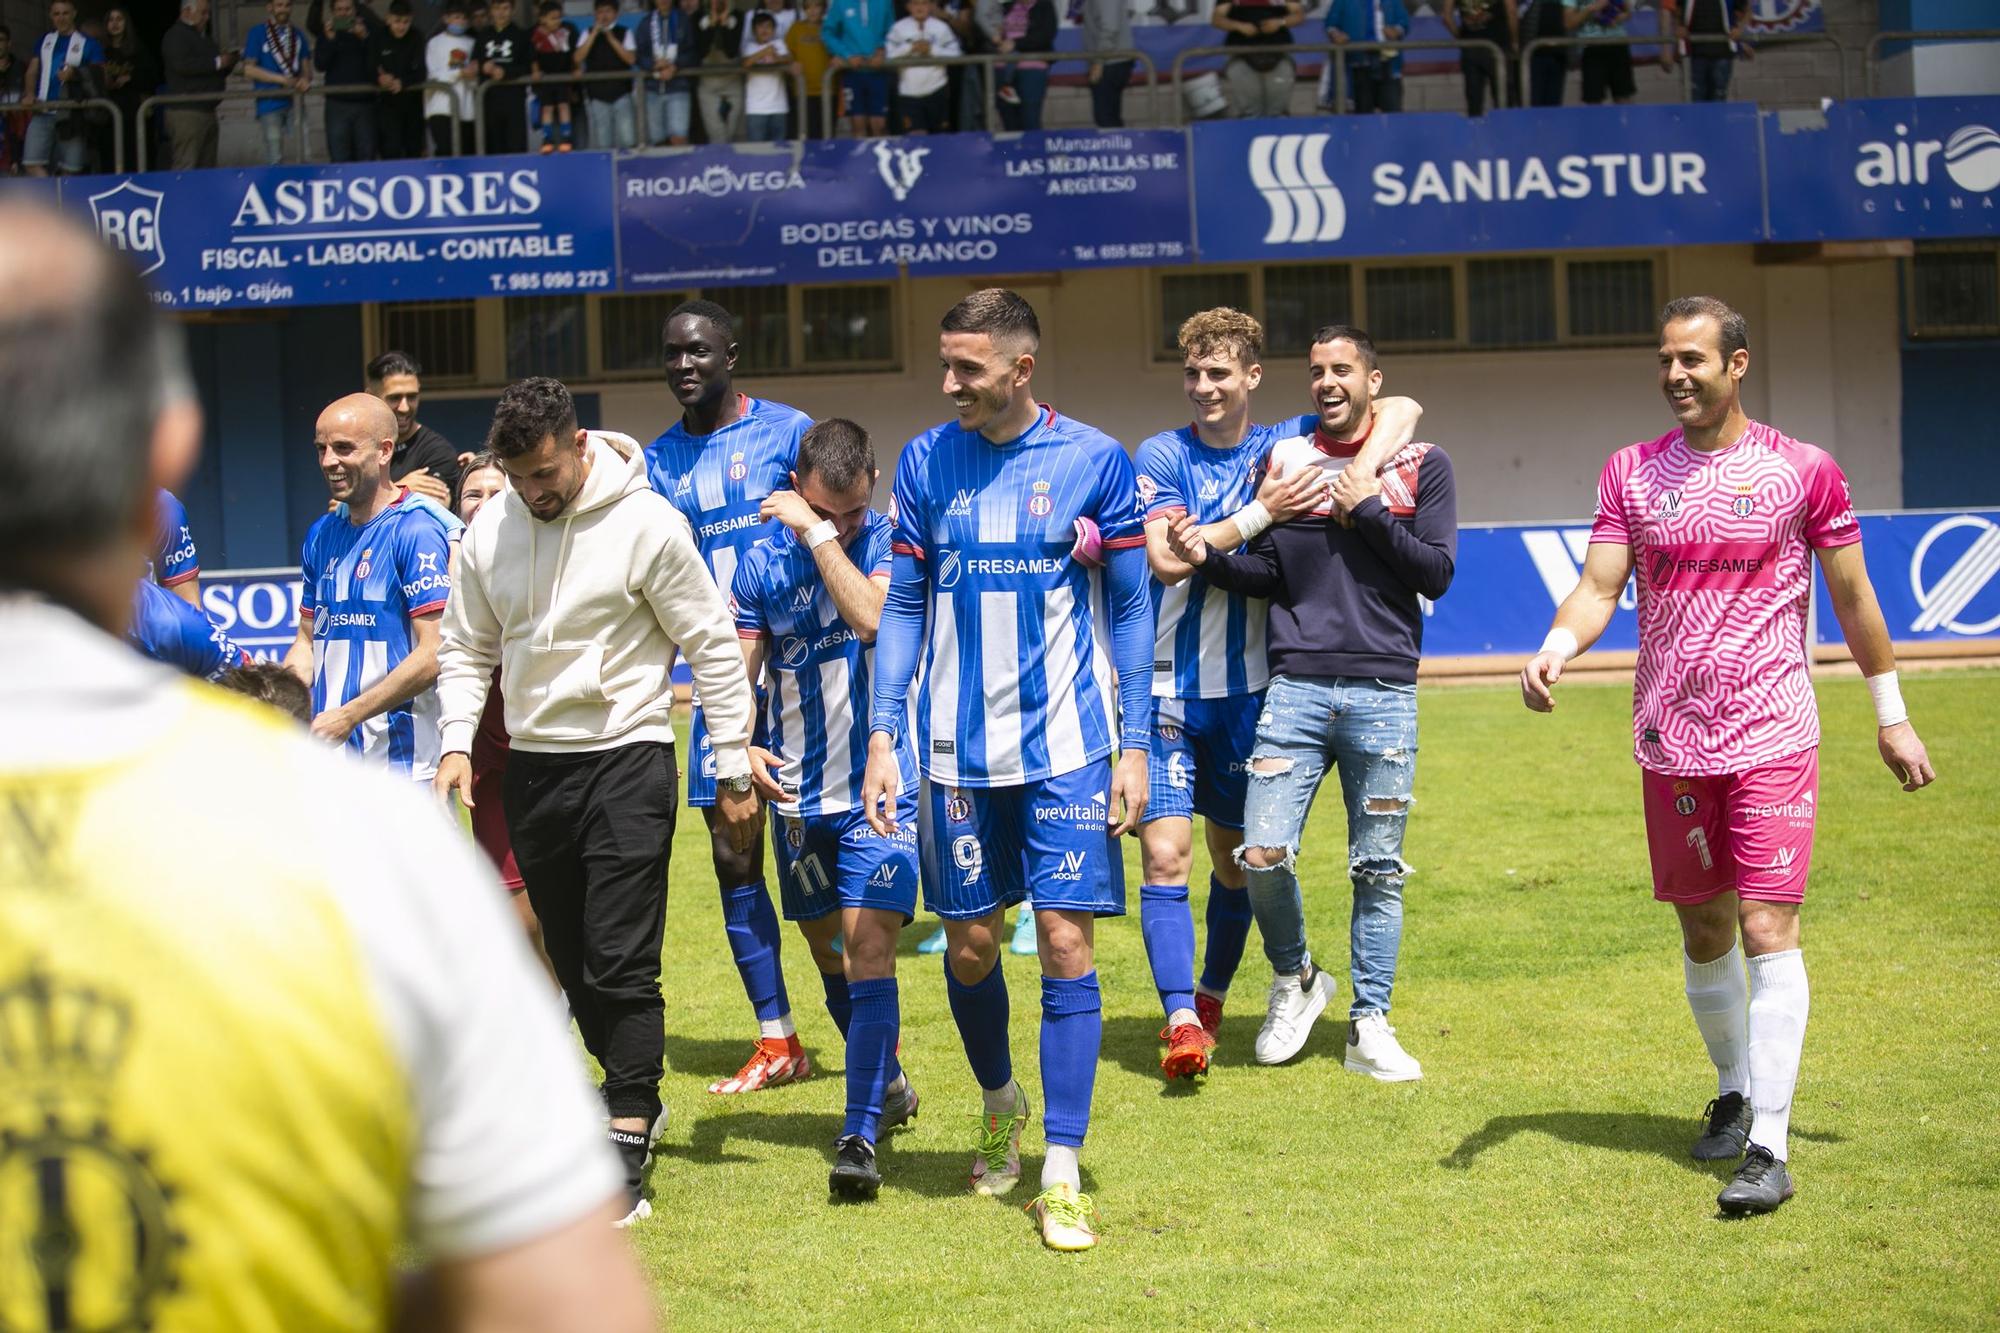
top-left (283, 391), bottom-right (455, 779)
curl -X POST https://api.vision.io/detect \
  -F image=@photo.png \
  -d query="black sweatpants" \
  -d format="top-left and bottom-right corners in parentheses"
top-left (506, 740), bottom-right (677, 1122)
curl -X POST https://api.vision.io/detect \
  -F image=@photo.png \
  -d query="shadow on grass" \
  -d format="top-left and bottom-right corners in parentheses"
top-left (1099, 1013), bottom-right (1329, 1090)
top-left (1441, 1111), bottom-right (1846, 1174)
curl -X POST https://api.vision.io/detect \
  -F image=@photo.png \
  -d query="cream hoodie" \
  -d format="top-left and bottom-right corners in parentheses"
top-left (436, 431), bottom-right (753, 778)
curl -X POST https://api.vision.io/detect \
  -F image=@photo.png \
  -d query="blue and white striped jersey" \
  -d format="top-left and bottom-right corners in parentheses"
top-left (644, 394), bottom-right (812, 599)
top-left (127, 577), bottom-right (247, 682)
top-left (732, 510), bottom-right (914, 816)
top-left (873, 406), bottom-right (1153, 788)
top-left (300, 492), bottom-right (453, 779)
top-left (1134, 422), bottom-right (1288, 699)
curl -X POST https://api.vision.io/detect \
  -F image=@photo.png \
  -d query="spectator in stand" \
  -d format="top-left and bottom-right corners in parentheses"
top-left (371, 0), bottom-right (427, 157)
top-left (471, 0), bottom-right (492, 37)
top-left (161, 0), bottom-right (239, 169)
top-left (738, 10), bottom-right (791, 141)
top-left (1326, 0), bottom-right (1407, 113)
top-left (632, 0), bottom-right (692, 145)
top-left (243, 0), bottom-right (311, 165)
top-left (1571, 0), bottom-right (1635, 105)
top-left (1522, 0), bottom-right (1567, 105)
top-left (101, 8), bottom-right (159, 171)
top-left (934, 0), bottom-right (983, 131)
top-left (367, 351), bottom-right (463, 504)
top-left (425, 0), bottom-right (477, 153)
top-left (1079, 0), bottom-right (1131, 129)
top-left (0, 26), bottom-right (24, 172)
top-left (314, 0), bottom-right (378, 160)
top-left (1212, 0), bottom-right (1297, 119)
top-left (529, 0), bottom-right (577, 152)
top-left (477, 0), bottom-right (533, 153)
top-left (1441, 0), bottom-right (1518, 115)
top-left (784, 0), bottom-right (830, 138)
top-left (21, 0), bottom-right (102, 177)
top-left (690, 0), bottom-right (743, 144)
top-left (1668, 0), bottom-right (1747, 102)
top-left (886, 0), bottom-right (957, 135)
top-left (978, 0), bottom-right (1053, 131)
top-left (576, 0), bottom-right (637, 150)
top-left (826, 0), bottom-right (889, 137)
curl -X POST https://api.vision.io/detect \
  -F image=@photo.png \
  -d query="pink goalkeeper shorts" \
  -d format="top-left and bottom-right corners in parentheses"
top-left (1640, 748), bottom-right (1819, 905)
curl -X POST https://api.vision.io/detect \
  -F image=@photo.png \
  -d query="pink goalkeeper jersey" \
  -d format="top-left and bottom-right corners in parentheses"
top-left (1589, 420), bottom-right (1860, 777)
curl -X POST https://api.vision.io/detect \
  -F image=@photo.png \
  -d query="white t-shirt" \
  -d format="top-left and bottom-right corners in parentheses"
top-left (885, 14), bottom-right (959, 96)
top-left (740, 34), bottom-right (790, 114)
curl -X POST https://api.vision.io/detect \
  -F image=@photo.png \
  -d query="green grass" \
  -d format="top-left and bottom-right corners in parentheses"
top-left (625, 671), bottom-right (2000, 1329)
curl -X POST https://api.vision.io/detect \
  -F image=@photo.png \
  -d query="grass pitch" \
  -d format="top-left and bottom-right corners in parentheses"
top-left (625, 671), bottom-right (2000, 1328)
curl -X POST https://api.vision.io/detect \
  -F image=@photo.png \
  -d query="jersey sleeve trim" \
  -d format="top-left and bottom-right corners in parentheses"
top-left (158, 568), bottom-right (200, 586)
top-left (407, 597), bottom-right (450, 617)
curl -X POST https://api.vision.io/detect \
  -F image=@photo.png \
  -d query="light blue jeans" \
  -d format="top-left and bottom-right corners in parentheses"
top-left (586, 93), bottom-right (638, 149)
top-left (643, 85), bottom-right (691, 143)
top-left (1239, 673), bottom-right (1418, 1018)
top-left (258, 106), bottom-right (295, 164)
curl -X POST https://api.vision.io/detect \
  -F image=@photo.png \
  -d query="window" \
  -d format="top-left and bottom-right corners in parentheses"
top-left (374, 301), bottom-right (478, 384)
top-left (1365, 265), bottom-right (1456, 346)
top-left (1159, 271), bottom-right (1251, 356)
top-left (803, 285), bottom-right (896, 367)
top-left (1909, 244), bottom-right (2000, 338)
top-left (599, 293), bottom-right (679, 376)
top-left (504, 295), bottom-right (587, 381)
top-left (1265, 264), bottom-right (1353, 356)
top-left (1567, 257), bottom-right (1658, 341)
top-left (1468, 257), bottom-right (1555, 347)
top-left (716, 285), bottom-right (791, 372)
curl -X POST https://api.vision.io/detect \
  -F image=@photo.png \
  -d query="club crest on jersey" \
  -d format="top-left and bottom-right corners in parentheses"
top-left (1137, 473), bottom-right (1158, 506)
top-left (1027, 480), bottom-right (1053, 518)
top-left (946, 791), bottom-right (971, 823)
top-left (945, 488), bottom-right (976, 518)
top-left (1731, 485), bottom-right (1756, 517)
top-left (729, 451), bottom-right (748, 481)
top-left (355, 547), bottom-right (373, 578)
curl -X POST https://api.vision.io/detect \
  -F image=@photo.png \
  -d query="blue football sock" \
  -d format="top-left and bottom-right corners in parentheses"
top-left (821, 968), bottom-right (852, 1039)
top-left (721, 881), bottom-right (790, 1023)
top-left (1040, 971), bottom-right (1102, 1149)
top-left (943, 954), bottom-right (1012, 1093)
top-left (844, 977), bottom-right (900, 1141)
top-left (1200, 874), bottom-right (1255, 996)
top-left (1140, 882), bottom-right (1197, 1019)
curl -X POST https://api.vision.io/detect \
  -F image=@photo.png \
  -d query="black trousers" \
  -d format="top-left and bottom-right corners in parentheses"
top-left (377, 93), bottom-right (424, 158)
top-left (486, 90), bottom-right (529, 154)
top-left (506, 740), bottom-right (677, 1121)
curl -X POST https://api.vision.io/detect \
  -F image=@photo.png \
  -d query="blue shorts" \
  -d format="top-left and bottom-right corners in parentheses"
top-left (918, 759), bottom-right (1125, 920)
top-left (1146, 693), bottom-right (1262, 829)
top-left (841, 70), bottom-right (890, 119)
top-left (687, 704), bottom-right (770, 808)
top-left (772, 803), bottom-right (920, 922)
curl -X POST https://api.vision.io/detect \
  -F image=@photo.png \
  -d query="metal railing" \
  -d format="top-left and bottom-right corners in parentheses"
top-left (1865, 28), bottom-right (2000, 97)
top-left (475, 64), bottom-right (807, 154)
top-left (137, 81), bottom-right (459, 170)
top-left (1519, 30), bottom-right (1850, 104)
top-left (815, 47), bottom-right (1162, 138)
top-left (1169, 39), bottom-right (1504, 124)
top-left (14, 94), bottom-right (125, 174)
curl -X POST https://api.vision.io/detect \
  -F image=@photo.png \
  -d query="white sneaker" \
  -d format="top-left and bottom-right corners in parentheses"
top-left (1343, 1014), bottom-right (1422, 1082)
top-left (1254, 967), bottom-right (1337, 1065)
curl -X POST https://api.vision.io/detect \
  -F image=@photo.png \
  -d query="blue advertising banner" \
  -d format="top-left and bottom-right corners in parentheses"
top-left (616, 131), bottom-right (1191, 288)
top-left (1190, 103), bottom-right (1764, 263)
top-left (55, 154), bottom-right (615, 311)
top-left (1813, 510), bottom-right (2000, 645)
top-left (1764, 98), bottom-right (2000, 242)
top-left (198, 568), bottom-right (306, 662)
top-left (1421, 523), bottom-right (1640, 659)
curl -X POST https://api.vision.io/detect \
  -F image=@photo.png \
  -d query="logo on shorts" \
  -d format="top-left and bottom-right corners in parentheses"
top-left (868, 862), bottom-right (899, 890)
top-left (1675, 794), bottom-right (1697, 816)
top-left (1156, 722), bottom-right (1182, 742)
top-left (785, 818), bottom-right (805, 849)
top-left (1052, 849), bottom-right (1088, 881)
top-left (946, 791), bottom-right (971, 823)
top-left (729, 451), bottom-right (748, 481)
top-left (1744, 791), bottom-right (1815, 821)
top-left (1027, 480), bottom-right (1053, 518)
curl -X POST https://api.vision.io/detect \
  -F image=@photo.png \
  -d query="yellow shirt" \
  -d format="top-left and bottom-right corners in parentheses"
top-left (0, 598), bottom-right (618, 1331)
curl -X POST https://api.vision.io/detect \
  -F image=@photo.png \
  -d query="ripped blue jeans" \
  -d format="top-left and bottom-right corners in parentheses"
top-left (1238, 673), bottom-right (1418, 1018)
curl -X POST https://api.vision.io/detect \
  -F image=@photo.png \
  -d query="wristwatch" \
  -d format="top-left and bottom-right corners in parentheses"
top-left (718, 774), bottom-right (755, 795)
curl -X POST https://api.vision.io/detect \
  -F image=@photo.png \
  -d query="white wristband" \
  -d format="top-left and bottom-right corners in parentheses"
top-left (1539, 627), bottom-right (1579, 663)
top-left (805, 519), bottom-right (837, 550)
top-left (1234, 500), bottom-right (1272, 543)
top-left (1866, 670), bottom-right (1908, 728)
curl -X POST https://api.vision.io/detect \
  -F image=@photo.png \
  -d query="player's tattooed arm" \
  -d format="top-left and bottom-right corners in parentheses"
top-left (1521, 541), bottom-right (1631, 712)
top-left (1816, 541), bottom-right (1937, 792)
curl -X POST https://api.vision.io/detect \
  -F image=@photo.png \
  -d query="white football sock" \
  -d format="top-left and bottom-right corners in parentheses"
top-left (981, 1079), bottom-right (1021, 1118)
top-left (1168, 1006), bottom-right (1200, 1030)
top-left (1683, 944), bottom-right (1750, 1097)
top-left (1042, 1144), bottom-right (1080, 1193)
top-left (1747, 948), bottom-right (1810, 1161)
top-left (759, 1013), bottom-right (796, 1041)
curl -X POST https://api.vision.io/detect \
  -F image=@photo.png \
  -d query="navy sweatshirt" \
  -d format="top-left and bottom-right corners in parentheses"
top-left (1196, 436), bottom-right (1457, 683)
